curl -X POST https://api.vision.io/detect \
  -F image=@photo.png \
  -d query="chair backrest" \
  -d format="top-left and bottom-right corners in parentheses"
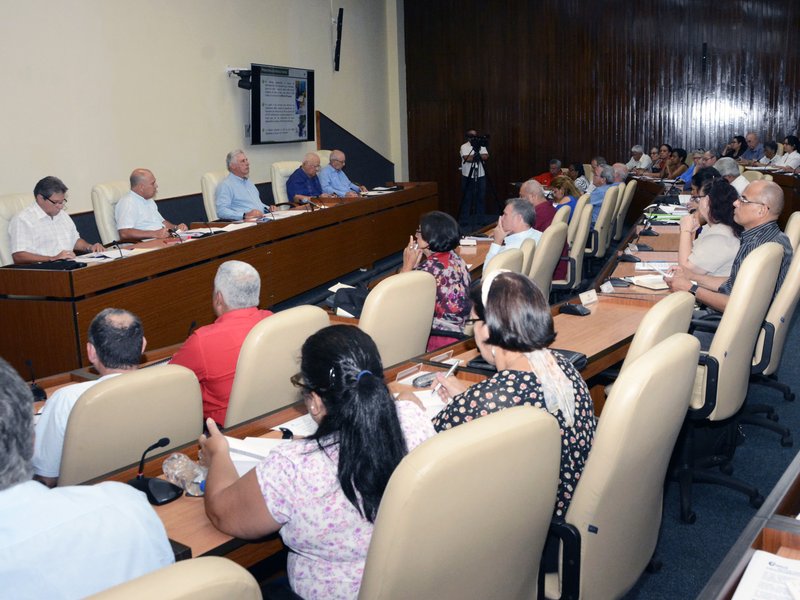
top-left (519, 238), bottom-right (536, 276)
top-left (225, 305), bottom-right (330, 428)
top-left (553, 204), bottom-right (571, 226)
top-left (200, 170), bottom-right (229, 222)
top-left (359, 271), bottom-right (436, 366)
top-left (698, 243), bottom-right (783, 421)
top-left (618, 291), bottom-right (695, 378)
top-left (556, 334), bottom-right (699, 600)
top-left (484, 247), bottom-right (524, 275)
top-left (528, 221), bottom-right (568, 297)
top-left (742, 170), bottom-right (764, 183)
top-left (88, 556), bottom-right (261, 600)
top-left (764, 174), bottom-right (774, 182)
top-left (315, 149), bottom-right (332, 168)
top-left (606, 182), bottom-right (625, 248)
top-left (59, 365), bottom-right (203, 485)
top-left (360, 406), bottom-right (560, 600)
top-left (784, 211), bottom-right (800, 252)
top-left (270, 161), bottom-right (302, 205)
top-left (567, 193), bottom-right (590, 248)
top-left (614, 178), bottom-right (637, 241)
top-left (583, 163), bottom-right (593, 181)
top-left (91, 180), bottom-right (130, 244)
top-left (586, 186), bottom-right (618, 258)
top-left (554, 204), bottom-right (593, 289)
top-left (754, 249), bottom-right (800, 376)
top-left (0, 193), bottom-right (33, 266)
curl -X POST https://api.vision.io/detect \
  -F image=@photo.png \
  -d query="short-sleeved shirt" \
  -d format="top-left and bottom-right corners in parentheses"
top-left (718, 221), bottom-right (793, 297)
top-left (318, 165), bottom-right (360, 196)
top-left (286, 168), bottom-right (322, 201)
top-left (689, 223), bottom-right (740, 277)
top-left (460, 142), bottom-right (488, 178)
top-left (256, 401), bottom-right (435, 600)
top-left (9, 202), bottom-right (80, 258)
top-left (114, 190), bottom-right (165, 231)
top-left (215, 173), bottom-right (265, 220)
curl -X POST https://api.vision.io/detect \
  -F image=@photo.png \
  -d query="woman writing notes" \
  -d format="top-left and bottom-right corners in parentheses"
top-left (199, 326), bottom-right (435, 599)
top-left (432, 271), bottom-right (596, 518)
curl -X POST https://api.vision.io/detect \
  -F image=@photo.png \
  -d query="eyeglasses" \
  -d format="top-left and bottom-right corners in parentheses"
top-left (331, 158), bottom-right (345, 164)
top-left (45, 196), bottom-right (68, 206)
top-left (738, 195), bottom-right (766, 207)
top-left (464, 317), bottom-right (483, 325)
top-left (689, 195), bottom-right (706, 203)
top-left (290, 373), bottom-right (314, 394)
top-left (415, 227), bottom-right (422, 234)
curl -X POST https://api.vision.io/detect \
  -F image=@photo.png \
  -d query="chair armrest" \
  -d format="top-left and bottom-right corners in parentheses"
top-left (751, 321), bottom-right (775, 374)
top-left (689, 353), bottom-right (719, 420)
top-left (539, 521), bottom-right (581, 600)
top-left (689, 312), bottom-right (722, 334)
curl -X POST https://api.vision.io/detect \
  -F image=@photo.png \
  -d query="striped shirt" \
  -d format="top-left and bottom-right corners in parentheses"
top-left (719, 221), bottom-right (793, 296)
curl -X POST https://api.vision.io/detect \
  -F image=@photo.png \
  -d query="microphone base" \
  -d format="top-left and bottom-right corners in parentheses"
top-left (128, 476), bottom-right (183, 506)
top-left (639, 229), bottom-right (659, 236)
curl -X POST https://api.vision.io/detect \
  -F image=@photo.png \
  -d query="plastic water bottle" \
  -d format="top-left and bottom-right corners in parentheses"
top-left (162, 452), bottom-right (207, 497)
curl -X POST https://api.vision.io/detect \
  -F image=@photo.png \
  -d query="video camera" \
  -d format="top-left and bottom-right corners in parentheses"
top-left (466, 132), bottom-right (490, 152)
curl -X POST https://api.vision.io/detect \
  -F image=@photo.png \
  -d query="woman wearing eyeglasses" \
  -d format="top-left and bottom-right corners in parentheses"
top-left (776, 136), bottom-right (800, 172)
top-left (431, 271), bottom-right (595, 520)
top-left (677, 178), bottom-right (742, 277)
top-left (199, 325), bottom-right (435, 600)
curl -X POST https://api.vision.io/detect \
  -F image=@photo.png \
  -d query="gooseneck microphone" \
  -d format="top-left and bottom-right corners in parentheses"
top-left (26, 359), bottom-right (47, 402)
top-left (127, 437), bottom-right (182, 505)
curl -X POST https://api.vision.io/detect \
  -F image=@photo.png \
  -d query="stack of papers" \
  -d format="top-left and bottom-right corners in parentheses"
top-left (733, 550), bottom-right (800, 599)
top-left (226, 436), bottom-right (288, 476)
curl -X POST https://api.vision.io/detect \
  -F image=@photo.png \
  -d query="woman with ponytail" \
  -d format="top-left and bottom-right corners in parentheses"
top-left (199, 325), bottom-right (435, 600)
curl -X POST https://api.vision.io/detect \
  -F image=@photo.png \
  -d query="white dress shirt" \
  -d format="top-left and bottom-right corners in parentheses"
top-left (9, 202), bottom-right (79, 257)
top-left (115, 190), bottom-right (166, 231)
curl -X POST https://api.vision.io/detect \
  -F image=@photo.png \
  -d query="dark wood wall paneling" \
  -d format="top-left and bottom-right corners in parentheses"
top-left (404, 0), bottom-right (800, 217)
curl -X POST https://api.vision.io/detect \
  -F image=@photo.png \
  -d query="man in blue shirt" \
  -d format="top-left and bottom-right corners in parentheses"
top-left (318, 150), bottom-right (367, 197)
top-left (286, 153), bottom-right (334, 203)
top-left (589, 164), bottom-right (616, 224)
top-left (215, 149), bottom-right (269, 220)
top-left (741, 132), bottom-right (765, 164)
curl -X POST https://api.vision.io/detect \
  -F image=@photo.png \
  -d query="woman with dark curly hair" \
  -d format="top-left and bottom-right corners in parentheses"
top-left (677, 178), bottom-right (742, 277)
top-left (723, 135), bottom-right (747, 159)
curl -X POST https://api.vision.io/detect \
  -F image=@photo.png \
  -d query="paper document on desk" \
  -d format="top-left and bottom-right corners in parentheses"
top-left (733, 549), bottom-right (800, 599)
top-left (658, 205), bottom-right (690, 215)
top-left (362, 190), bottom-right (393, 196)
top-left (78, 249), bottom-right (135, 262)
top-left (635, 262), bottom-right (676, 272)
top-left (628, 275), bottom-right (669, 290)
top-left (221, 222), bottom-right (258, 232)
top-left (269, 210), bottom-right (309, 220)
top-left (272, 413), bottom-right (318, 437)
top-left (227, 436), bottom-right (288, 476)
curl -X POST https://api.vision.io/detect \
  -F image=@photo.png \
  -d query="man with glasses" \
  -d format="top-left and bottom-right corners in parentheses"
top-left (667, 180), bottom-right (792, 313)
top-left (318, 149), bottom-right (367, 197)
top-left (286, 152), bottom-right (335, 204)
top-left (115, 168), bottom-right (186, 241)
top-left (9, 176), bottom-right (104, 264)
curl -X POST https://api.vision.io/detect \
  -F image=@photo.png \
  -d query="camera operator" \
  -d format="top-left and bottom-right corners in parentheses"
top-left (459, 129), bottom-right (490, 229)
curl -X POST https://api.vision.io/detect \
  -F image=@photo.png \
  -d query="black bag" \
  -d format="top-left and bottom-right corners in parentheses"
top-left (331, 284), bottom-right (370, 318)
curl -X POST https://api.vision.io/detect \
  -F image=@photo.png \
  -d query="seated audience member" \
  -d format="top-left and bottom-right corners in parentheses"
top-left (676, 178), bottom-right (742, 277)
top-left (700, 149), bottom-right (720, 169)
top-left (685, 166), bottom-right (722, 214)
top-left (484, 198), bottom-right (541, 264)
top-left (431, 271), bottom-right (596, 519)
top-left (612, 162), bottom-right (629, 184)
top-left (677, 149), bottom-right (702, 190)
top-left (32, 309), bottom-right (145, 487)
top-left (215, 149), bottom-right (269, 220)
top-left (115, 169), bottom-right (186, 241)
top-left (722, 135), bottom-right (747, 160)
top-left (566, 162), bottom-right (589, 194)
top-left (585, 156), bottom-right (607, 194)
top-left (589, 164), bottom-right (616, 224)
top-left (533, 159), bottom-right (563, 187)
top-left (741, 132), bottom-right (765, 163)
top-left (626, 144), bottom-right (652, 172)
top-left (520, 179), bottom-right (568, 279)
top-left (199, 325), bottom-right (436, 600)
top-left (401, 211), bottom-right (471, 351)
top-left (552, 175), bottom-right (581, 221)
top-left (776, 136), bottom-right (800, 171)
top-left (759, 141), bottom-right (780, 166)
top-left (650, 144), bottom-right (671, 173)
top-left (0, 357), bottom-right (174, 597)
top-left (667, 180), bottom-right (793, 313)
top-left (318, 150), bottom-right (367, 197)
top-left (286, 153), bottom-right (334, 204)
top-left (170, 260), bottom-right (273, 425)
top-left (9, 176), bottom-right (104, 264)
top-left (659, 147), bottom-right (689, 179)
top-left (648, 146), bottom-right (659, 165)
top-left (715, 157), bottom-right (749, 195)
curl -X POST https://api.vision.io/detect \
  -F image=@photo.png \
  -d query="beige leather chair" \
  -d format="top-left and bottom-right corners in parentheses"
top-left (764, 173), bottom-right (774, 182)
top-left (88, 557), bottom-right (260, 600)
top-left (315, 149), bottom-right (332, 168)
top-left (567, 193), bottom-right (590, 248)
top-left (520, 238), bottom-right (536, 277)
top-left (613, 178), bottom-right (637, 242)
top-left (545, 334), bottom-right (700, 600)
top-left (552, 204), bottom-right (592, 293)
top-left (528, 221), bottom-right (568, 298)
top-left (91, 180), bottom-right (130, 244)
top-left (0, 193), bottom-right (33, 265)
top-left (224, 305), bottom-right (330, 428)
top-left (742, 170), bottom-right (764, 183)
top-left (675, 242), bottom-right (784, 522)
top-left (553, 204), bottom-right (571, 225)
top-left (607, 182), bottom-right (625, 247)
top-left (59, 365), bottom-right (203, 486)
top-left (585, 186), bottom-right (617, 260)
top-left (270, 161), bottom-right (302, 205)
top-left (360, 406), bottom-right (560, 600)
top-left (200, 170), bottom-right (228, 222)
top-left (583, 163), bottom-right (593, 181)
top-left (484, 247), bottom-right (524, 275)
top-left (359, 271), bottom-right (436, 367)
top-left (784, 211), bottom-right (800, 251)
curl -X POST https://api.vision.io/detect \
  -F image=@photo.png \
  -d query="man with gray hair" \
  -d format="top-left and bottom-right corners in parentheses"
top-left (519, 179), bottom-right (568, 279)
top-left (588, 164), bottom-right (617, 224)
top-left (626, 145), bottom-right (652, 172)
top-left (612, 162), bottom-right (629, 183)
top-left (318, 149), bottom-right (367, 197)
top-left (115, 168), bottom-right (186, 240)
top-left (533, 158), bottom-right (563, 187)
top-left (715, 157), bottom-right (749, 195)
top-left (0, 357), bottom-right (173, 596)
top-left (484, 198), bottom-right (541, 265)
top-left (170, 260), bottom-right (273, 425)
top-left (33, 308), bottom-right (146, 488)
top-left (286, 152), bottom-right (335, 204)
top-left (215, 149), bottom-right (269, 220)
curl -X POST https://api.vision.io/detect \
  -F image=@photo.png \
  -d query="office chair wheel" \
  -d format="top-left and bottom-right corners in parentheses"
top-left (750, 493), bottom-right (764, 508)
top-left (719, 462), bottom-right (734, 476)
top-left (781, 434), bottom-right (794, 448)
top-left (645, 557), bottom-right (662, 573)
top-left (787, 391), bottom-right (796, 402)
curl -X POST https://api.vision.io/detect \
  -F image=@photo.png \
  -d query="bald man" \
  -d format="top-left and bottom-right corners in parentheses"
top-left (318, 150), bottom-right (367, 197)
top-left (286, 153), bottom-right (334, 204)
top-left (115, 169), bottom-right (186, 241)
top-left (667, 180), bottom-right (793, 313)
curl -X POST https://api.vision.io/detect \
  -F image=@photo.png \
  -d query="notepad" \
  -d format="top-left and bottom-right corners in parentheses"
top-left (628, 275), bottom-right (669, 290)
top-left (226, 436), bottom-right (288, 476)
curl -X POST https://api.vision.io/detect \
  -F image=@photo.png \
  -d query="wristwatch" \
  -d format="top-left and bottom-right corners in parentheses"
top-left (689, 281), bottom-right (699, 295)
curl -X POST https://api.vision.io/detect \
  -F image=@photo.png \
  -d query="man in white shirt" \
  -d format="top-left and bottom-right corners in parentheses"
top-left (759, 141), bottom-right (780, 166)
top-left (33, 308), bottom-right (146, 487)
top-left (484, 198), bottom-right (541, 265)
top-left (625, 145), bottom-right (652, 172)
top-left (0, 356), bottom-right (173, 598)
top-left (715, 157), bottom-right (749, 195)
top-left (115, 168), bottom-right (186, 241)
top-left (9, 176), bottom-right (104, 264)
top-left (459, 129), bottom-right (489, 227)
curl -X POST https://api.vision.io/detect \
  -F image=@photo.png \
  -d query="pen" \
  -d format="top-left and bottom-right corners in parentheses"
top-left (432, 360), bottom-right (461, 394)
top-left (646, 262), bottom-right (672, 278)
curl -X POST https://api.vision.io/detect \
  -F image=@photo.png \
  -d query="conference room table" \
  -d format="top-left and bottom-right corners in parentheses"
top-left (0, 183), bottom-right (438, 378)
